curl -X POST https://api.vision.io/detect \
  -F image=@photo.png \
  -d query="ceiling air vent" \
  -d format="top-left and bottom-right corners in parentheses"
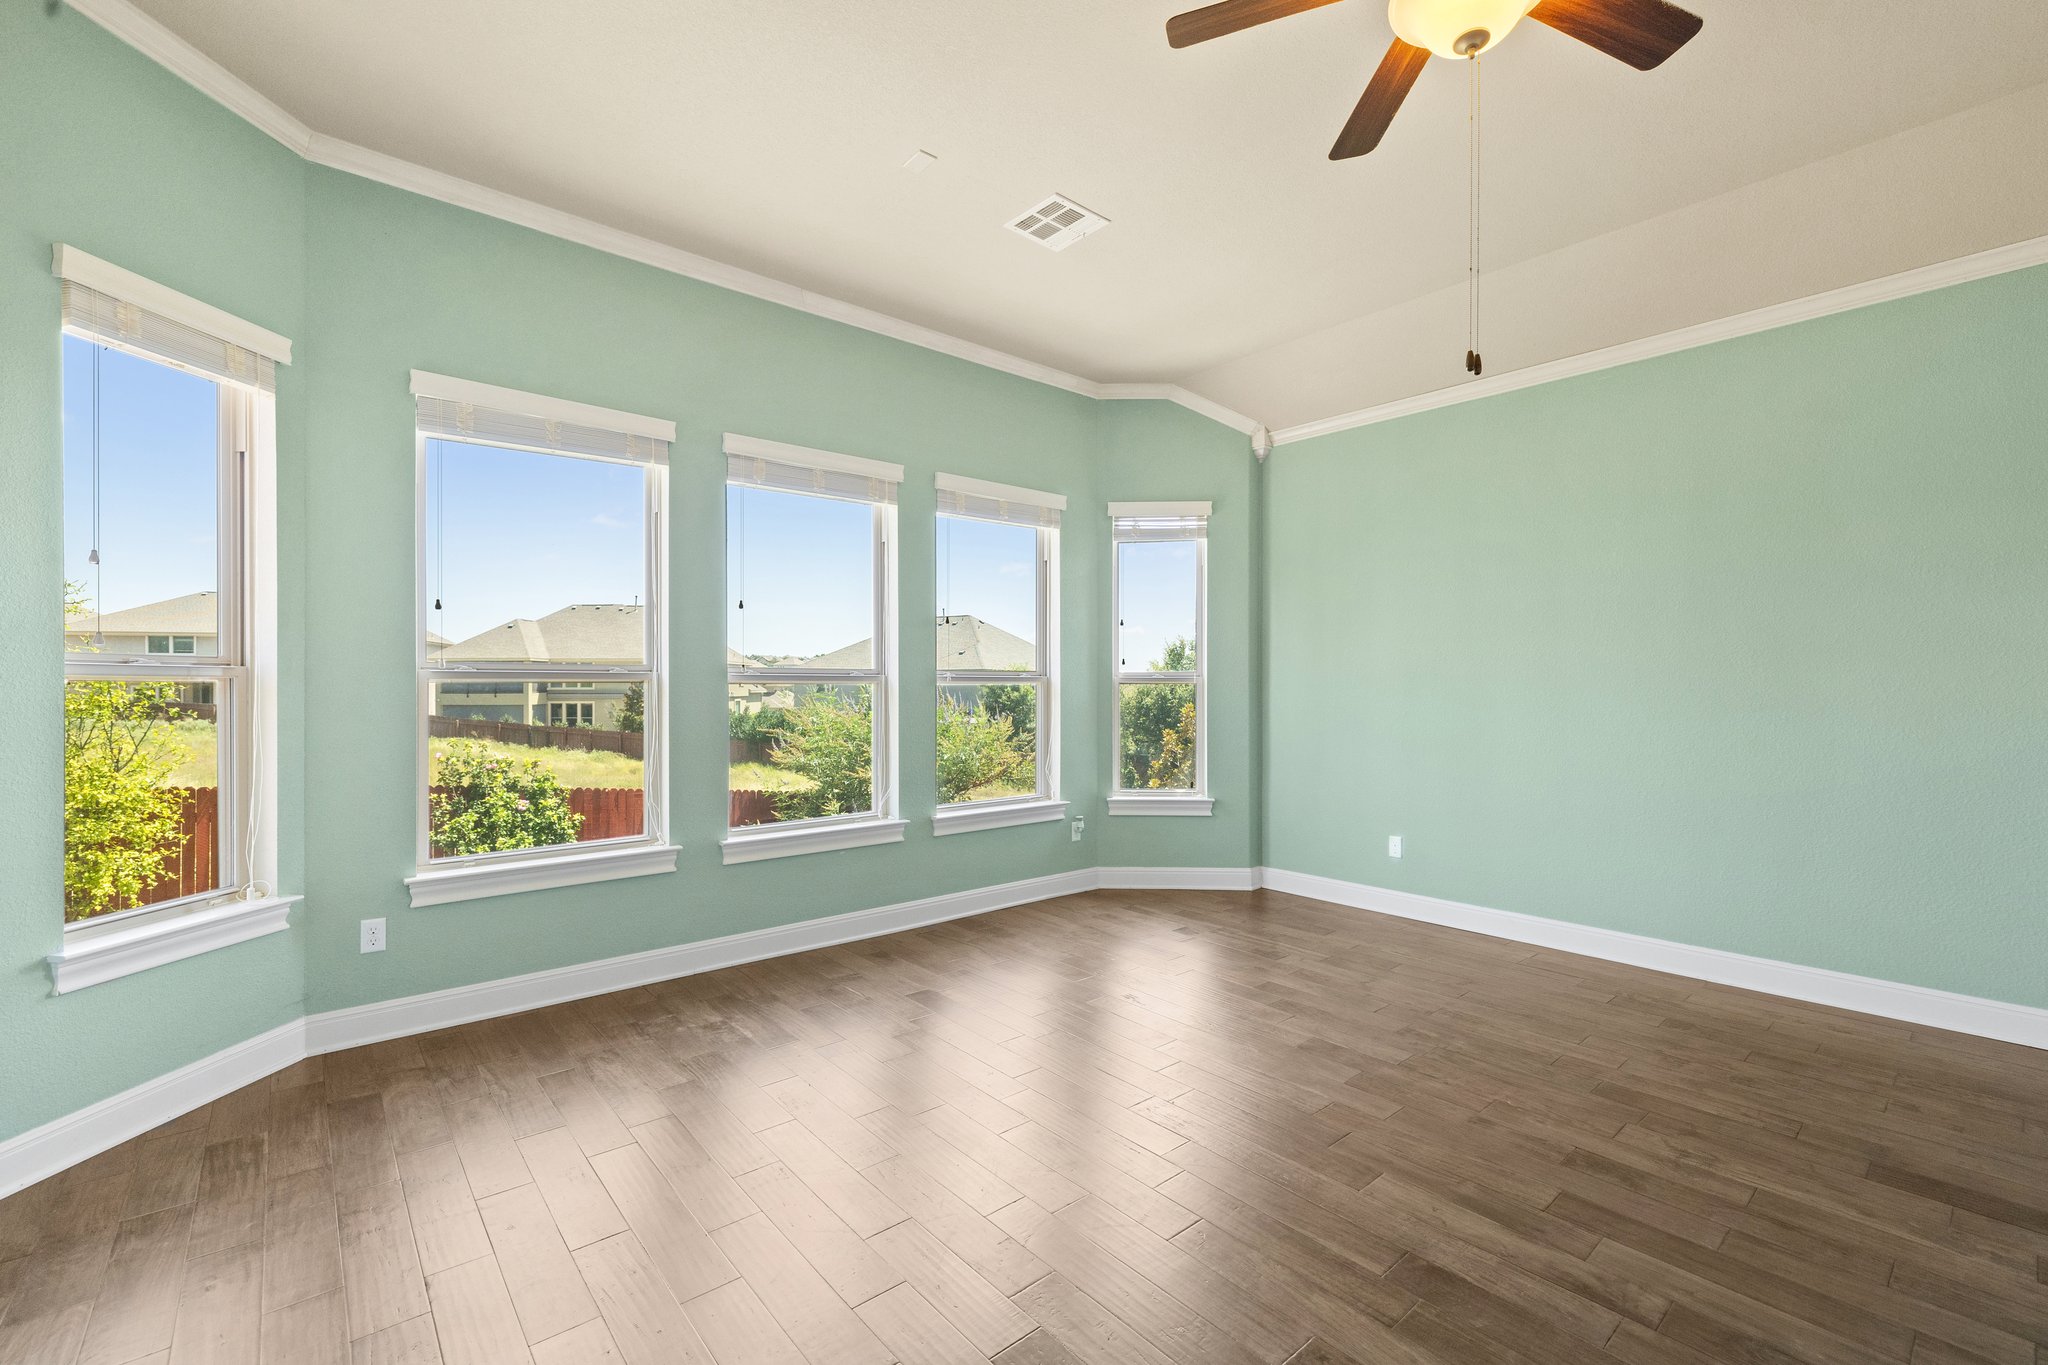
top-left (1006, 194), bottom-right (1109, 252)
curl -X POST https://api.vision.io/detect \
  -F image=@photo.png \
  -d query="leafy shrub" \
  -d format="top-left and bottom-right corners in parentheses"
top-left (64, 680), bottom-right (191, 921)
top-left (729, 704), bottom-right (794, 744)
top-left (431, 740), bottom-right (583, 855)
top-left (1118, 637), bottom-right (1196, 789)
top-left (766, 692), bottom-right (873, 820)
top-left (936, 699), bottom-right (1035, 804)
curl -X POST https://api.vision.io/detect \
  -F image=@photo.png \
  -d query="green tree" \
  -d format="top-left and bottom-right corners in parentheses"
top-left (618, 682), bottom-right (644, 735)
top-left (1118, 637), bottom-right (1196, 789)
top-left (64, 679), bottom-right (192, 921)
top-left (430, 740), bottom-right (583, 855)
top-left (767, 690), bottom-right (874, 820)
top-left (936, 697), bottom-right (1035, 803)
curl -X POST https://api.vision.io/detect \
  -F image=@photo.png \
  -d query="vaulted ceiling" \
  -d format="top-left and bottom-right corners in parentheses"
top-left (123, 0), bottom-right (2048, 429)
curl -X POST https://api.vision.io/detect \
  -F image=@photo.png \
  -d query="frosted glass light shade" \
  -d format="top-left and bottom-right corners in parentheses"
top-left (1387, 0), bottom-right (1538, 58)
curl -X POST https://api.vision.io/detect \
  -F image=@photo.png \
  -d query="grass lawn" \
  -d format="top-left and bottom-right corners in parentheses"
top-left (159, 722), bottom-right (646, 789)
top-left (730, 761), bottom-right (817, 793)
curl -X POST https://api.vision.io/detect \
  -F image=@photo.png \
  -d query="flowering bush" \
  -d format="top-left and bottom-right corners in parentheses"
top-left (430, 740), bottom-right (583, 855)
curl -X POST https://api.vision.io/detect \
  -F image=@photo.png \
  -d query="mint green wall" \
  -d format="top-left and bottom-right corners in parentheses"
top-left (1265, 266), bottom-right (2048, 1009)
top-left (0, 3), bottom-right (1251, 1145)
top-left (0, 5), bottom-right (308, 1139)
top-left (299, 168), bottom-right (1128, 1013)
top-left (1097, 403), bottom-right (1262, 871)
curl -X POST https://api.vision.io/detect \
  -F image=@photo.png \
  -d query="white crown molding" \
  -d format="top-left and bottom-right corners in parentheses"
top-left (67, 0), bottom-right (1266, 443)
top-left (0, 1019), bottom-right (304, 1200)
top-left (1271, 231), bottom-right (2048, 447)
top-left (1095, 383), bottom-right (1267, 437)
top-left (1260, 868), bottom-right (2048, 1051)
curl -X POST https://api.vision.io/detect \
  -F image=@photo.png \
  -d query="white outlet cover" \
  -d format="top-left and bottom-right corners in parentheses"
top-left (1388, 835), bottom-right (1403, 858)
top-left (360, 917), bottom-right (387, 952)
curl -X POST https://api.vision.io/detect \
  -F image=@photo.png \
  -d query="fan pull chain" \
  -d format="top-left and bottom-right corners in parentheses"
top-left (1467, 54), bottom-right (1483, 378)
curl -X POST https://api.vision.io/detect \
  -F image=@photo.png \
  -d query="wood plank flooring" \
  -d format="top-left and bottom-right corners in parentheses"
top-left (3, 886), bottom-right (2045, 1364)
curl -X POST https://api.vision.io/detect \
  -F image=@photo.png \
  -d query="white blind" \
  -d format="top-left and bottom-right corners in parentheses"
top-left (416, 395), bottom-right (669, 465)
top-left (1112, 513), bottom-right (1207, 543)
top-left (936, 474), bottom-right (1062, 529)
top-left (725, 435), bottom-right (900, 506)
top-left (62, 280), bottom-right (276, 392)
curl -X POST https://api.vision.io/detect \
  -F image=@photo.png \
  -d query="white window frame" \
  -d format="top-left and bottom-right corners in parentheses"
top-left (406, 373), bottom-right (678, 907)
top-left (1109, 501), bottom-right (1213, 817)
top-left (723, 434), bottom-right (904, 864)
top-left (933, 474), bottom-right (1067, 837)
top-left (50, 249), bottom-right (297, 993)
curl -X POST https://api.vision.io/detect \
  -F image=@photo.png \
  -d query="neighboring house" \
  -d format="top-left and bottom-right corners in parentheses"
top-left (432, 603), bottom-right (643, 728)
top-left (64, 590), bottom-right (221, 706)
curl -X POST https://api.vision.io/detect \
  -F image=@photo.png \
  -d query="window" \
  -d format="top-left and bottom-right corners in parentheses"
top-left (54, 246), bottom-right (293, 989)
top-left (933, 474), bottom-right (1066, 835)
top-left (725, 434), bottom-right (902, 862)
top-left (408, 372), bottom-right (676, 906)
top-left (1110, 502), bottom-right (1211, 815)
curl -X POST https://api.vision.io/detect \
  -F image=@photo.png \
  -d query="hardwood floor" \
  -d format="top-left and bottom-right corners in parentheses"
top-left (3, 886), bottom-right (2045, 1364)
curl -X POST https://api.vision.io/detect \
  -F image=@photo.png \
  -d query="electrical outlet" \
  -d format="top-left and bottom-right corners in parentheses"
top-left (360, 918), bottom-right (386, 953)
top-left (1388, 835), bottom-right (1403, 859)
top-left (1071, 817), bottom-right (1086, 842)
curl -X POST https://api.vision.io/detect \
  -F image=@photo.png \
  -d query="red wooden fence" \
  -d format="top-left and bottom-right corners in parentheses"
top-left (142, 786), bottom-right (219, 905)
top-left (566, 787), bottom-right (645, 842)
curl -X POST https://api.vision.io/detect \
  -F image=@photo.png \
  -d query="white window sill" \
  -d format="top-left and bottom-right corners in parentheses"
top-left (1107, 794), bottom-right (1214, 817)
top-left (50, 894), bottom-right (299, 994)
top-left (722, 818), bottom-right (907, 865)
top-left (932, 799), bottom-right (1069, 837)
top-left (407, 842), bottom-right (679, 908)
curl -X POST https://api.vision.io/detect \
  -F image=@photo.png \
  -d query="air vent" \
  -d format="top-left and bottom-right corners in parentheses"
top-left (1006, 194), bottom-right (1110, 252)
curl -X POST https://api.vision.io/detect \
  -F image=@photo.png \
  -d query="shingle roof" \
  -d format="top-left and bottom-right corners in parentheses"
top-left (436, 604), bottom-right (644, 663)
top-left (65, 590), bottom-right (219, 636)
top-left (802, 615), bottom-right (1033, 672)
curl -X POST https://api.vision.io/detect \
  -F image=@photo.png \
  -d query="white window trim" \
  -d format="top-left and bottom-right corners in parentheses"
top-left (721, 817), bottom-right (908, 865)
top-left (413, 389), bottom-right (671, 892)
top-left (935, 478), bottom-right (1061, 829)
top-left (1107, 793), bottom-right (1215, 817)
top-left (49, 895), bottom-right (299, 994)
top-left (406, 841), bottom-right (680, 908)
top-left (58, 311), bottom-right (287, 969)
top-left (1110, 501), bottom-right (1210, 814)
top-left (409, 370), bottom-right (676, 445)
top-left (933, 797), bottom-right (1070, 836)
top-left (725, 439), bottom-right (901, 857)
top-left (53, 245), bottom-right (293, 364)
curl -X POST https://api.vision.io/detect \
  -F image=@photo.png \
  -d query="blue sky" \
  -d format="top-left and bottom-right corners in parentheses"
top-left (937, 514), bottom-right (1036, 654)
top-left (62, 336), bottom-right (220, 637)
top-left (1118, 540), bottom-right (1199, 670)
top-left (64, 336), bottom-right (1195, 669)
top-left (727, 485), bottom-right (875, 661)
top-left (426, 437), bottom-right (647, 647)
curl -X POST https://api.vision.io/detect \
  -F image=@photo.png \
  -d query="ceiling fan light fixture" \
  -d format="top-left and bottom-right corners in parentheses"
top-left (1387, 0), bottom-right (1537, 58)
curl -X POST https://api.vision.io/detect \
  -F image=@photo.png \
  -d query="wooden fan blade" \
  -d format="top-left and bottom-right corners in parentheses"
top-left (1528, 0), bottom-right (1702, 70)
top-left (1330, 38), bottom-right (1430, 159)
top-left (1167, 0), bottom-right (1345, 49)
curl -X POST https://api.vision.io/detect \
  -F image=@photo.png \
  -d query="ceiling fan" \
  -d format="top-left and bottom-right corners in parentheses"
top-left (1166, 0), bottom-right (1704, 159)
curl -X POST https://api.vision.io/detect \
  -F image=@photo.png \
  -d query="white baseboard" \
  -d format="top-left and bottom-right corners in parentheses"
top-left (1099, 866), bottom-right (1262, 891)
top-left (304, 868), bottom-right (1100, 1054)
top-left (0, 1019), bottom-right (305, 1199)
top-left (1259, 868), bottom-right (2048, 1051)
top-left (5, 862), bottom-right (1276, 1195)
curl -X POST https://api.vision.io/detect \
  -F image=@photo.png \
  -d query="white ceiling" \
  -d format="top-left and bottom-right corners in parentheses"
top-left (125, 0), bottom-right (2048, 424)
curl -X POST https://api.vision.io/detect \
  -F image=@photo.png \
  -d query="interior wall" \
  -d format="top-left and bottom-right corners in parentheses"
top-left (0, 7), bottom-right (1255, 1146)
top-left (1096, 402), bottom-right (1262, 872)
top-left (298, 166), bottom-right (1129, 1017)
top-left (0, 3), bottom-right (309, 1140)
top-left (1263, 263), bottom-right (2048, 1009)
